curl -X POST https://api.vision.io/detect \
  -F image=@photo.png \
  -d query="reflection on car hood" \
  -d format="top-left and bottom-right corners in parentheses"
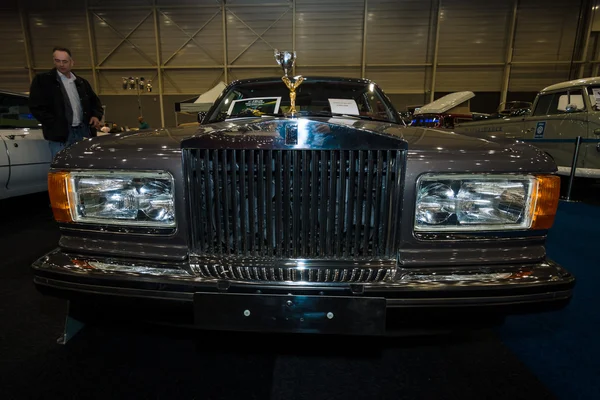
top-left (65, 116), bottom-right (510, 158)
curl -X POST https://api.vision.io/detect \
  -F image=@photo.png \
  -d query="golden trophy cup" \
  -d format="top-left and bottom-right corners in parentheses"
top-left (274, 49), bottom-right (304, 117)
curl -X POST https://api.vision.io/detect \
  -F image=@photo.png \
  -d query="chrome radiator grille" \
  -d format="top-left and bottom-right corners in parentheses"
top-left (185, 149), bottom-right (403, 260)
top-left (192, 264), bottom-right (393, 283)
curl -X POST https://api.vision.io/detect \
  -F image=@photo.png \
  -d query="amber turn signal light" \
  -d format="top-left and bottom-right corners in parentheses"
top-left (48, 171), bottom-right (73, 223)
top-left (531, 175), bottom-right (561, 230)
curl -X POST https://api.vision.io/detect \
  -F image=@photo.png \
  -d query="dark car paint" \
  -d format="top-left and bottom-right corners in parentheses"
top-left (52, 114), bottom-right (556, 267)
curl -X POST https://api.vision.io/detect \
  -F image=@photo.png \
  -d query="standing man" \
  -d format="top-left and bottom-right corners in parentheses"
top-left (29, 46), bottom-right (103, 159)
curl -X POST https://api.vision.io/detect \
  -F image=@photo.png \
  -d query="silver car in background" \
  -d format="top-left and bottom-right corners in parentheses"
top-left (454, 77), bottom-right (600, 179)
top-left (0, 90), bottom-right (50, 200)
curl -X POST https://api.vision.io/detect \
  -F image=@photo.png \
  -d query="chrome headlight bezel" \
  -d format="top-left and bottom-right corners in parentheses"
top-left (414, 173), bottom-right (537, 232)
top-left (67, 170), bottom-right (176, 228)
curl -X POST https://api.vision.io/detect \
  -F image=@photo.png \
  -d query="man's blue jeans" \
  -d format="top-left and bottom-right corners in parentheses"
top-left (49, 124), bottom-right (89, 159)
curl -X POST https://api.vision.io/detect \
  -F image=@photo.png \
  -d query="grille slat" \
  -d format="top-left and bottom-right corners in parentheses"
top-left (187, 149), bottom-right (402, 261)
top-left (328, 151), bottom-right (337, 256)
top-left (293, 152), bottom-right (301, 258)
top-left (302, 151), bottom-right (310, 256)
top-left (191, 151), bottom-right (204, 251)
top-left (266, 150), bottom-right (273, 256)
top-left (284, 152), bottom-right (291, 257)
top-left (336, 151), bottom-right (347, 257)
top-left (257, 150), bottom-right (265, 256)
top-left (354, 151), bottom-right (365, 257)
top-left (221, 150), bottom-right (230, 254)
top-left (275, 151), bottom-right (283, 257)
top-left (212, 150), bottom-right (222, 255)
top-left (231, 151), bottom-right (239, 253)
top-left (310, 152), bottom-right (319, 256)
top-left (345, 151), bottom-right (357, 257)
top-left (193, 264), bottom-right (390, 283)
top-left (372, 152), bottom-right (383, 254)
top-left (381, 150), bottom-right (393, 256)
top-left (239, 151), bottom-right (247, 254)
top-left (363, 151), bottom-right (374, 256)
top-left (248, 151), bottom-right (255, 255)
top-left (203, 149), bottom-right (214, 254)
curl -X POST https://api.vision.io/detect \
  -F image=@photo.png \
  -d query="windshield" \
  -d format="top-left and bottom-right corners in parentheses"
top-left (0, 93), bottom-right (41, 129)
top-left (204, 79), bottom-right (400, 124)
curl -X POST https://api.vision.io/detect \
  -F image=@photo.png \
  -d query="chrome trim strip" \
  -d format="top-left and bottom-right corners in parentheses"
top-left (34, 276), bottom-right (572, 306)
top-left (34, 276), bottom-right (194, 301)
top-left (33, 249), bottom-right (574, 290)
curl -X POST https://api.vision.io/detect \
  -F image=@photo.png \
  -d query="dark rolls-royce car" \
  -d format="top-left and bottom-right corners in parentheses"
top-left (32, 77), bottom-right (575, 336)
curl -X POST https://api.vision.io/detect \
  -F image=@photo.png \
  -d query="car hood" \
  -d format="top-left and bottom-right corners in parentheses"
top-left (76, 116), bottom-right (508, 155)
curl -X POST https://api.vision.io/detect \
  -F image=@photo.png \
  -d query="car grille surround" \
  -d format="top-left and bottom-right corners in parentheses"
top-left (184, 148), bottom-right (404, 282)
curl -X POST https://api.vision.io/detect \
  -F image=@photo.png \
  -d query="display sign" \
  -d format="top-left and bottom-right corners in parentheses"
top-left (328, 98), bottom-right (360, 115)
top-left (227, 97), bottom-right (281, 117)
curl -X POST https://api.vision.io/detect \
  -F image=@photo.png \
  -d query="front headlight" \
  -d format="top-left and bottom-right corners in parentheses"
top-left (48, 170), bottom-right (175, 227)
top-left (415, 174), bottom-right (560, 232)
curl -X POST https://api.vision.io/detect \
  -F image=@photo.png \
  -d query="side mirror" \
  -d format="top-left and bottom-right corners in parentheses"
top-left (565, 104), bottom-right (580, 113)
top-left (197, 111), bottom-right (207, 123)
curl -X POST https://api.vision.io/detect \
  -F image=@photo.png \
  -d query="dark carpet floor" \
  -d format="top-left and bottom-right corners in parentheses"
top-left (0, 190), bottom-right (588, 400)
top-left (498, 200), bottom-right (600, 400)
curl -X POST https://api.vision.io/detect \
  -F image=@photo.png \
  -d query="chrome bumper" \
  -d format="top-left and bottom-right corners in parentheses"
top-left (32, 248), bottom-right (575, 309)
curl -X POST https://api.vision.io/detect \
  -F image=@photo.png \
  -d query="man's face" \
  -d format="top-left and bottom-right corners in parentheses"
top-left (53, 50), bottom-right (73, 75)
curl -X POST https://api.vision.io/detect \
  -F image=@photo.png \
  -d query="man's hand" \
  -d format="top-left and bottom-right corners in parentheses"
top-left (89, 116), bottom-right (101, 129)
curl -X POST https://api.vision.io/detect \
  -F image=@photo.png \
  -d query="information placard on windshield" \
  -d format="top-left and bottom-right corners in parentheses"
top-left (227, 97), bottom-right (282, 118)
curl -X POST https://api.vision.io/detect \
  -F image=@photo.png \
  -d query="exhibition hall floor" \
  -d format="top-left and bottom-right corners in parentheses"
top-left (0, 190), bottom-right (596, 400)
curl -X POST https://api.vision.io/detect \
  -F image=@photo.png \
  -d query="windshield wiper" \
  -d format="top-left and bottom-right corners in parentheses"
top-left (217, 112), bottom-right (283, 122)
top-left (301, 111), bottom-right (390, 122)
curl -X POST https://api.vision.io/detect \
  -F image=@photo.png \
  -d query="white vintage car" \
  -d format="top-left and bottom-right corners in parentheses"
top-left (0, 90), bottom-right (51, 200)
top-left (454, 77), bottom-right (600, 178)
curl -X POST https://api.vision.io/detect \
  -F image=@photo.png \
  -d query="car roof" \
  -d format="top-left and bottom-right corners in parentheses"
top-left (541, 76), bottom-right (600, 92)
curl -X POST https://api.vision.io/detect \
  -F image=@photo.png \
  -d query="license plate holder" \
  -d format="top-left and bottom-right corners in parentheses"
top-left (193, 292), bottom-right (386, 335)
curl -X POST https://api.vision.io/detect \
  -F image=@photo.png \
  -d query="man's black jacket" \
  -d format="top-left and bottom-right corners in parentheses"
top-left (29, 68), bottom-right (103, 142)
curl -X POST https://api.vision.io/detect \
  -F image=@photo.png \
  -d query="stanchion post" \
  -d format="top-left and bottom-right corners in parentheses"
top-left (565, 136), bottom-right (583, 201)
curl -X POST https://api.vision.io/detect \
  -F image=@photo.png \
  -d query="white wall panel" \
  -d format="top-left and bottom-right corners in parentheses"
top-left (229, 67), bottom-right (284, 82)
top-left (163, 69), bottom-right (225, 94)
top-left (296, 0), bottom-right (364, 65)
top-left (93, 9), bottom-right (157, 67)
top-left (0, 71), bottom-right (31, 93)
top-left (436, 66), bottom-right (504, 92)
top-left (226, 5), bottom-right (293, 65)
top-left (89, 0), bottom-right (152, 6)
top-left (0, 10), bottom-right (28, 69)
top-left (512, 0), bottom-right (580, 62)
top-left (21, 0), bottom-right (84, 10)
top-left (367, 0), bottom-right (435, 65)
top-left (508, 65), bottom-right (571, 91)
top-left (366, 67), bottom-right (429, 93)
top-left (159, 7), bottom-right (223, 67)
top-left (1, 0), bottom-right (596, 125)
top-left (438, 0), bottom-right (511, 63)
top-left (157, 0), bottom-right (221, 5)
top-left (29, 10), bottom-right (90, 68)
top-left (295, 67), bottom-right (361, 80)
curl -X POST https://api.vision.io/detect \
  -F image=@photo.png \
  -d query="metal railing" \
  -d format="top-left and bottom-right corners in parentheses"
top-left (522, 136), bottom-right (600, 201)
